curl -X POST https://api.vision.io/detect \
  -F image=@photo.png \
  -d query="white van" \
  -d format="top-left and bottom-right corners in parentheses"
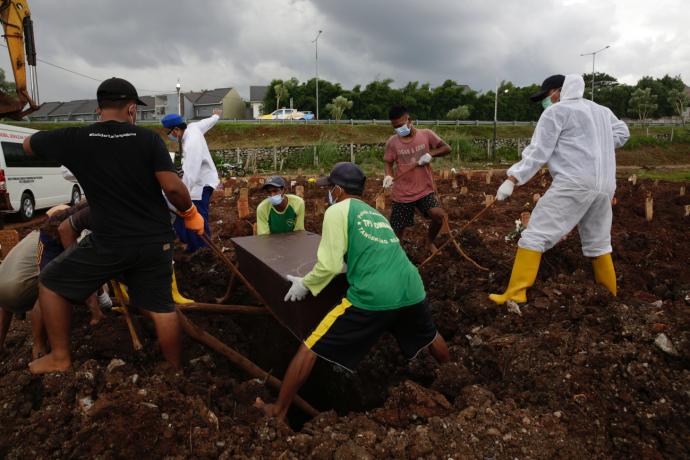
top-left (0, 124), bottom-right (81, 221)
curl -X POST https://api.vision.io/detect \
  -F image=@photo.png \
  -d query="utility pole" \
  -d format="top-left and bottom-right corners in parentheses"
top-left (312, 30), bottom-right (322, 120)
top-left (176, 80), bottom-right (182, 115)
top-left (580, 45), bottom-right (610, 101)
top-left (492, 82), bottom-right (508, 161)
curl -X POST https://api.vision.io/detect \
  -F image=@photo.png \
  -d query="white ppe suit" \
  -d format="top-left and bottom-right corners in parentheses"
top-left (181, 114), bottom-right (221, 201)
top-left (507, 74), bottom-right (629, 257)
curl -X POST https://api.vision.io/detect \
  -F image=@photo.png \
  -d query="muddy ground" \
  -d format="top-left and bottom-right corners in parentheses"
top-left (1, 171), bottom-right (689, 459)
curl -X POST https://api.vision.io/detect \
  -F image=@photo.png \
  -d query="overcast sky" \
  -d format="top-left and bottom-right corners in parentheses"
top-left (1, 0), bottom-right (687, 103)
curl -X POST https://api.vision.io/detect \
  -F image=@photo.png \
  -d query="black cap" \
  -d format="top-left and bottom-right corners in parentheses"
top-left (262, 175), bottom-right (287, 190)
top-left (316, 162), bottom-right (366, 193)
top-left (97, 77), bottom-right (147, 105)
top-left (530, 74), bottom-right (565, 102)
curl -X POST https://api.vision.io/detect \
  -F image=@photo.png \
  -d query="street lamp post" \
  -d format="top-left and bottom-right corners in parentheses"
top-left (580, 45), bottom-right (610, 101)
top-left (312, 30), bottom-right (322, 121)
top-left (176, 81), bottom-right (181, 115)
top-left (492, 83), bottom-right (508, 160)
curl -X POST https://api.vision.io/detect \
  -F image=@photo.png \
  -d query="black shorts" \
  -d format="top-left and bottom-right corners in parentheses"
top-left (39, 234), bottom-right (174, 313)
top-left (390, 193), bottom-right (441, 233)
top-left (305, 298), bottom-right (438, 372)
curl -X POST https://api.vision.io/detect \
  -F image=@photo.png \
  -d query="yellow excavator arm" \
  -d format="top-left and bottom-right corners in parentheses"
top-left (0, 0), bottom-right (37, 119)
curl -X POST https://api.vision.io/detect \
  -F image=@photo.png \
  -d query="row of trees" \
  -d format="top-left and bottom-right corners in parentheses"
top-left (264, 74), bottom-right (688, 122)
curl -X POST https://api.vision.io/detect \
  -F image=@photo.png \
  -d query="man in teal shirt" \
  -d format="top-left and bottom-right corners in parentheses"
top-left (256, 176), bottom-right (305, 235)
top-left (255, 162), bottom-right (449, 421)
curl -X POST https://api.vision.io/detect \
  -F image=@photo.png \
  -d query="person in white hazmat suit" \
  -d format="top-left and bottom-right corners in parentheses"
top-left (489, 74), bottom-right (630, 305)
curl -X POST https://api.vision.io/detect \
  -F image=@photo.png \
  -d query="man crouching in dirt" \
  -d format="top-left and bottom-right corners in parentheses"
top-left (255, 162), bottom-right (450, 421)
top-left (22, 77), bottom-right (205, 374)
top-left (0, 204), bottom-right (108, 357)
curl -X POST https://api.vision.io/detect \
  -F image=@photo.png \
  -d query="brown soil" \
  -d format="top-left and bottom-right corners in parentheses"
top-left (1, 173), bottom-right (689, 459)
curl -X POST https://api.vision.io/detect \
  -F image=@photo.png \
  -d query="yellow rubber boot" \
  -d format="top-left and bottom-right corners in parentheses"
top-left (172, 271), bottom-right (195, 305)
top-left (592, 253), bottom-right (616, 296)
top-left (489, 247), bottom-right (542, 305)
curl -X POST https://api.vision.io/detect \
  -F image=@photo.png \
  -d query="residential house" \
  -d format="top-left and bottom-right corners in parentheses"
top-left (48, 99), bottom-right (92, 121)
top-left (193, 87), bottom-right (244, 119)
top-left (70, 100), bottom-right (99, 122)
top-left (138, 96), bottom-right (156, 121)
top-left (28, 101), bottom-right (62, 121)
top-left (249, 85), bottom-right (268, 119)
top-left (154, 92), bottom-right (196, 120)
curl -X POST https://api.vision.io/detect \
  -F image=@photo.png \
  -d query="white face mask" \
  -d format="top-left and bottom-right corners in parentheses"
top-left (268, 194), bottom-right (284, 206)
top-left (168, 133), bottom-right (178, 142)
top-left (328, 186), bottom-right (339, 205)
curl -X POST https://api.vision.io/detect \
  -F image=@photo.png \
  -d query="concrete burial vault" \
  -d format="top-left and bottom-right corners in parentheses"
top-left (231, 231), bottom-right (349, 340)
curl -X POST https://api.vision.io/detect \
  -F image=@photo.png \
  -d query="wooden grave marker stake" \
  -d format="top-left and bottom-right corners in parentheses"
top-left (238, 187), bottom-right (249, 219)
top-left (375, 195), bottom-right (386, 211)
top-left (645, 194), bottom-right (653, 222)
top-left (680, 185), bottom-right (685, 197)
top-left (295, 185), bottom-right (305, 198)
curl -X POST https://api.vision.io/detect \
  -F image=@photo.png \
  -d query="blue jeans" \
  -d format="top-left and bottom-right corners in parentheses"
top-left (174, 186), bottom-right (213, 253)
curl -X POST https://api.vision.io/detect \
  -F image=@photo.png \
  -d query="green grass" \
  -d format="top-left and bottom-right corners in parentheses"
top-left (636, 169), bottom-right (690, 182)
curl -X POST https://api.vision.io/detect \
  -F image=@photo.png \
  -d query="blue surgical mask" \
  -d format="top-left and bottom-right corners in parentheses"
top-left (395, 123), bottom-right (411, 137)
top-left (541, 96), bottom-right (553, 110)
top-left (168, 134), bottom-right (178, 142)
top-left (268, 194), bottom-right (283, 206)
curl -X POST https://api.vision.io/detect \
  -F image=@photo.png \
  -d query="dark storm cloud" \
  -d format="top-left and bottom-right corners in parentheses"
top-left (0, 0), bottom-right (686, 102)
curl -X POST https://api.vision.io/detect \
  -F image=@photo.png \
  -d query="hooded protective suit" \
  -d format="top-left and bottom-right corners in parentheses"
top-left (507, 74), bottom-right (629, 257)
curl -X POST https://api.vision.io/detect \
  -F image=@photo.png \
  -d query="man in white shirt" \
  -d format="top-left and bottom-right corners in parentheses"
top-left (162, 109), bottom-right (222, 253)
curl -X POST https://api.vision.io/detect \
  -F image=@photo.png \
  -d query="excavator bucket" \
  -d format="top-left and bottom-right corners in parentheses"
top-left (0, 91), bottom-right (30, 120)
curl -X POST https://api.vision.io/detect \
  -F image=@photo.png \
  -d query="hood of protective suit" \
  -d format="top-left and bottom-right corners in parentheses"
top-left (560, 74), bottom-right (585, 100)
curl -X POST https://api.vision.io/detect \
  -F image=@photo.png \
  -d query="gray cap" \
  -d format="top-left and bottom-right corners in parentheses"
top-left (262, 175), bottom-right (287, 190)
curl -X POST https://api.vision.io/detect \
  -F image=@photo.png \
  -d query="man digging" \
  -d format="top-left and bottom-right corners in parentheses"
top-left (255, 162), bottom-right (450, 421)
top-left (23, 77), bottom-right (204, 374)
top-left (383, 105), bottom-right (451, 253)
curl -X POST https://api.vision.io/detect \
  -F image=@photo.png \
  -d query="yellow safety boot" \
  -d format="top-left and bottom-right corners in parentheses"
top-left (489, 247), bottom-right (542, 305)
top-left (592, 253), bottom-right (616, 296)
top-left (172, 271), bottom-right (195, 305)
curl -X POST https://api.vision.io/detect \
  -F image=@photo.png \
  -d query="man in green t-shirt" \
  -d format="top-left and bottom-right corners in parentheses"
top-left (256, 176), bottom-right (305, 235)
top-left (255, 162), bottom-right (450, 421)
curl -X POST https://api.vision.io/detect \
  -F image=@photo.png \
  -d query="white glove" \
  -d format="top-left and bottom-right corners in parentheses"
top-left (284, 275), bottom-right (309, 302)
top-left (496, 179), bottom-right (515, 201)
top-left (417, 153), bottom-right (433, 166)
top-left (98, 292), bottom-right (113, 309)
top-left (383, 175), bottom-right (394, 188)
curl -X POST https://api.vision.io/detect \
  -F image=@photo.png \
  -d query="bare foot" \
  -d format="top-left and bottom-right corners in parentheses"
top-left (89, 310), bottom-right (105, 326)
top-left (28, 353), bottom-right (71, 374)
top-left (31, 341), bottom-right (47, 361)
top-left (253, 397), bottom-right (285, 420)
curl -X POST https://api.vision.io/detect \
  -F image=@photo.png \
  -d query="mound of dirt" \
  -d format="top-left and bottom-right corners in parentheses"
top-left (1, 172), bottom-right (688, 458)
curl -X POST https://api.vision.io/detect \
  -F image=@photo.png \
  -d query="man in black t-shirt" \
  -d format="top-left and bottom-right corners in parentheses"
top-left (23, 77), bottom-right (205, 374)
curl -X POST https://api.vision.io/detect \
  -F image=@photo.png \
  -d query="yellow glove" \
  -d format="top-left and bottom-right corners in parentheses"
top-left (179, 204), bottom-right (205, 235)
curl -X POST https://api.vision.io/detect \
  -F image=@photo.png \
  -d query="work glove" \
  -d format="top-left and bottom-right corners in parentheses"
top-left (383, 175), bottom-right (394, 188)
top-left (179, 204), bottom-right (205, 235)
top-left (284, 275), bottom-right (309, 302)
top-left (417, 153), bottom-right (433, 166)
top-left (496, 179), bottom-right (515, 201)
top-left (97, 291), bottom-right (113, 310)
